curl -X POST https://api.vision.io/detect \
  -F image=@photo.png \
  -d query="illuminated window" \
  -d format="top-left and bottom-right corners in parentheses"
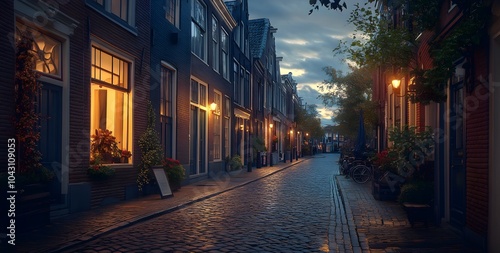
top-left (224, 96), bottom-right (231, 158)
top-left (213, 91), bottom-right (222, 160)
top-left (90, 45), bottom-right (132, 163)
top-left (16, 22), bottom-right (62, 78)
top-left (87, 0), bottom-right (135, 28)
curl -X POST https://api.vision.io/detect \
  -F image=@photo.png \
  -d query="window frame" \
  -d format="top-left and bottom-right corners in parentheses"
top-left (191, 0), bottom-right (207, 61)
top-left (86, 0), bottom-right (137, 34)
top-left (212, 15), bottom-right (219, 73)
top-left (90, 43), bottom-right (134, 165)
top-left (165, 0), bottom-right (180, 28)
top-left (213, 90), bottom-right (222, 160)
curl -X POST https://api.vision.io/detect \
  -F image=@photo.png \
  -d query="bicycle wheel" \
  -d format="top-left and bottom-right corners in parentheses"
top-left (351, 164), bottom-right (371, 184)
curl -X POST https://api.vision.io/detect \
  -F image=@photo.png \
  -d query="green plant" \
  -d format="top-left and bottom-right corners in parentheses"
top-left (162, 158), bottom-right (185, 190)
top-left (228, 155), bottom-right (243, 171)
top-left (87, 158), bottom-right (116, 180)
top-left (137, 101), bottom-right (163, 191)
top-left (398, 180), bottom-right (434, 205)
top-left (90, 129), bottom-right (120, 162)
top-left (252, 136), bottom-right (267, 159)
top-left (389, 126), bottom-right (434, 179)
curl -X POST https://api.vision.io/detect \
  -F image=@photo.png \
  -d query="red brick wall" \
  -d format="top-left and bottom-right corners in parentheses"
top-left (465, 45), bottom-right (489, 237)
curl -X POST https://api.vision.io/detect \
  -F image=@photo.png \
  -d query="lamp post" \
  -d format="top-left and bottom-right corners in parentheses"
top-left (269, 123), bottom-right (273, 167)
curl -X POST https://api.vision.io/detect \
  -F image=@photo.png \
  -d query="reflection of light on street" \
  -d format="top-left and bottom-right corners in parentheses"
top-left (319, 238), bottom-right (329, 252)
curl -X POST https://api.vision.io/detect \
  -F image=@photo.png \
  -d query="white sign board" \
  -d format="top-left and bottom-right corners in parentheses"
top-left (152, 168), bottom-right (173, 198)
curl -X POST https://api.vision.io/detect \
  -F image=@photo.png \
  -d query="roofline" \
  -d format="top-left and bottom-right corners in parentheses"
top-left (212, 0), bottom-right (237, 29)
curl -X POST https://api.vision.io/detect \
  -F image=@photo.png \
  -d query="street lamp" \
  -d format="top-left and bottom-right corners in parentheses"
top-left (269, 123), bottom-right (274, 166)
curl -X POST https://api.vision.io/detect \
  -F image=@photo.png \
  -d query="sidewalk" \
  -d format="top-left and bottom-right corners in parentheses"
top-left (335, 175), bottom-right (485, 253)
top-left (12, 159), bottom-right (305, 253)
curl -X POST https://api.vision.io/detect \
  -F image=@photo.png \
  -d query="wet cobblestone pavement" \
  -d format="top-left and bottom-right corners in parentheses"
top-left (64, 156), bottom-right (336, 253)
top-left (9, 154), bottom-right (486, 253)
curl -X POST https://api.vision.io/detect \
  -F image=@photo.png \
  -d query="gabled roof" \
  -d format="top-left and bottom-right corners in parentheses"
top-left (223, 0), bottom-right (237, 13)
top-left (248, 18), bottom-right (271, 59)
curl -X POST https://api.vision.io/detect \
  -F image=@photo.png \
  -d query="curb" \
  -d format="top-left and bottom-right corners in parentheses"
top-left (51, 159), bottom-right (308, 252)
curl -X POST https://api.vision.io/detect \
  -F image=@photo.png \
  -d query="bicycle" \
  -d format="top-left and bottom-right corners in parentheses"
top-left (350, 163), bottom-right (373, 184)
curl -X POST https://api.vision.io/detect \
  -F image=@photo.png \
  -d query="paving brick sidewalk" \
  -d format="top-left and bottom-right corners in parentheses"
top-left (335, 176), bottom-right (485, 253)
top-left (8, 159), bottom-right (305, 253)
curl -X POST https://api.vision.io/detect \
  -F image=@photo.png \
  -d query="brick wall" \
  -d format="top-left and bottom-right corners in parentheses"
top-left (465, 45), bottom-right (489, 237)
top-left (0, 1), bottom-right (14, 173)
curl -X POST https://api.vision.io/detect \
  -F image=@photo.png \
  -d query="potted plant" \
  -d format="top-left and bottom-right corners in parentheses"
top-left (252, 137), bottom-right (267, 168)
top-left (229, 155), bottom-right (243, 171)
top-left (90, 129), bottom-right (120, 164)
top-left (371, 149), bottom-right (404, 201)
top-left (389, 126), bottom-right (435, 226)
top-left (87, 157), bottom-right (116, 180)
top-left (162, 158), bottom-right (185, 191)
top-left (137, 101), bottom-right (163, 192)
top-left (398, 180), bottom-right (434, 226)
top-left (120, 150), bottom-right (132, 163)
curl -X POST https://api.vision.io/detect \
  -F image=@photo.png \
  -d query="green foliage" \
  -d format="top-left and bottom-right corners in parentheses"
top-left (398, 180), bottom-right (434, 204)
top-left (317, 66), bottom-right (377, 139)
top-left (137, 102), bottom-right (163, 191)
top-left (308, 0), bottom-right (348, 14)
top-left (389, 126), bottom-right (434, 179)
top-left (228, 155), bottom-right (243, 171)
top-left (335, 0), bottom-right (490, 104)
top-left (294, 104), bottom-right (324, 140)
top-left (162, 158), bottom-right (185, 189)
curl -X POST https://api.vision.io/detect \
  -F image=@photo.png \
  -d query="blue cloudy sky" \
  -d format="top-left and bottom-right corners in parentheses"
top-left (248, 0), bottom-right (370, 126)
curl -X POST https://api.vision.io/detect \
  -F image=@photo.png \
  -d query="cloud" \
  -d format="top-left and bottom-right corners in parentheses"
top-left (249, 0), bottom-right (369, 126)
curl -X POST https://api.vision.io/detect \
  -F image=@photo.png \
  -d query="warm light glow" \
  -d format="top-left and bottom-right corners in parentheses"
top-left (269, 123), bottom-right (273, 129)
top-left (391, 79), bottom-right (401, 89)
top-left (306, 133), bottom-right (309, 136)
top-left (297, 131), bottom-right (300, 134)
top-left (210, 102), bottom-right (217, 111)
top-left (290, 130), bottom-right (293, 134)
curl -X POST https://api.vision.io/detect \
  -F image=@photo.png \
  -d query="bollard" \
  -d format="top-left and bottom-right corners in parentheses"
top-left (247, 161), bottom-right (252, 172)
top-left (270, 153), bottom-right (273, 167)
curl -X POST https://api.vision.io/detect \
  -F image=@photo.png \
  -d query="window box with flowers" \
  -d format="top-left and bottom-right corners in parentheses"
top-left (162, 158), bottom-right (185, 191)
top-left (88, 157), bottom-right (116, 180)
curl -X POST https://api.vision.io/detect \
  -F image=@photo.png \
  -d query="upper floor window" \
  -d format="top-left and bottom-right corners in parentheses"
top-left (191, 0), bottom-right (207, 61)
top-left (87, 0), bottom-right (136, 31)
top-left (165, 0), bottom-right (180, 27)
top-left (221, 29), bottom-right (230, 80)
top-left (212, 16), bottom-right (219, 72)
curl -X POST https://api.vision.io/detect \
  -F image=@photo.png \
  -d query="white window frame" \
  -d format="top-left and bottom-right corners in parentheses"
top-left (221, 28), bottom-right (229, 80)
top-left (86, 0), bottom-right (136, 34)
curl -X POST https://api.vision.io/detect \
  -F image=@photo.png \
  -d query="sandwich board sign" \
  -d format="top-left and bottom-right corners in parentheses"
top-left (152, 167), bottom-right (173, 198)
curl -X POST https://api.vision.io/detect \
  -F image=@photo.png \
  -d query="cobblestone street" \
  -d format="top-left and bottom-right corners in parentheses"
top-left (65, 156), bottom-right (339, 253)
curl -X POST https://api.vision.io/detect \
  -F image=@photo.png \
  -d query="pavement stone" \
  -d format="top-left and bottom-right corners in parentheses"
top-left (335, 174), bottom-right (485, 253)
top-left (6, 159), bottom-right (305, 253)
top-left (1, 153), bottom-right (487, 253)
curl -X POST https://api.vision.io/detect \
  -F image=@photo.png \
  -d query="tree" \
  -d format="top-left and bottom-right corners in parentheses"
top-left (308, 0), bottom-right (348, 14)
top-left (295, 104), bottom-right (325, 140)
top-left (317, 66), bottom-right (377, 140)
